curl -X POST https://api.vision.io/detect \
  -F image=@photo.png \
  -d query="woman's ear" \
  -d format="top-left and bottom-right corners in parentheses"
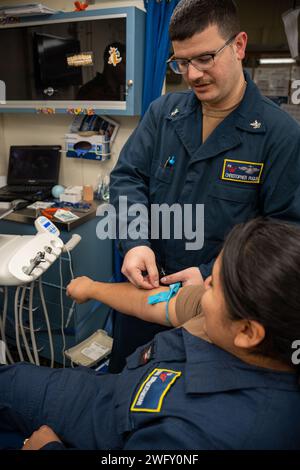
top-left (233, 320), bottom-right (265, 349)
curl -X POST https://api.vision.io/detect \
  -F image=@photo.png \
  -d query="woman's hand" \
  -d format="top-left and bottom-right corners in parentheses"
top-left (66, 276), bottom-right (95, 304)
top-left (22, 425), bottom-right (62, 450)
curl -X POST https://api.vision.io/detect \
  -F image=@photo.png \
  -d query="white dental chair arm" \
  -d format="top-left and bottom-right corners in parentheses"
top-left (0, 232), bottom-right (63, 286)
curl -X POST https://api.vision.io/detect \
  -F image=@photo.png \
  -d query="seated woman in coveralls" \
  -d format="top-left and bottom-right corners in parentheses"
top-left (1, 218), bottom-right (300, 450)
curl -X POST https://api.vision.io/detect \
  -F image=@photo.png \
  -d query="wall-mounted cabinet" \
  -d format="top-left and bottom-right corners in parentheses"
top-left (0, 7), bottom-right (145, 115)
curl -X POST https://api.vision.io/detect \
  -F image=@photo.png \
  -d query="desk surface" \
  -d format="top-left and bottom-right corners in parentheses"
top-left (0, 201), bottom-right (100, 232)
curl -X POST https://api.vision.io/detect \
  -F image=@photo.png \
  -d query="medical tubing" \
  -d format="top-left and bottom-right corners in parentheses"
top-left (64, 248), bottom-right (76, 328)
top-left (38, 277), bottom-right (54, 368)
top-left (65, 300), bottom-right (76, 328)
top-left (19, 286), bottom-right (35, 364)
top-left (0, 315), bottom-right (4, 362)
top-left (28, 282), bottom-right (40, 365)
top-left (65, 247), bottom-right (74, 280)
top-left (0, 315), bottom-right (3, 341)
top-left (14, 287), bottom-right (24, 361)
top-left (59, 257), bottom-right (66, 368)
top-left (0, 287), bottom-right (14, 363)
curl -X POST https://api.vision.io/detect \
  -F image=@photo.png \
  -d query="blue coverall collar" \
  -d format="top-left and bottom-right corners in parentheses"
top-left (165, 71), bottom-right (266, 163)
top-left (126, 327), bottom-right (298, 395)
top-left (166, 99), bottom-right (241, 162)
top-left (234, 70), bottom-right (266, 134)
top-left (166, 70), bottom-right (266, 130)
top-left (182, 329), bottom-right (299, 394)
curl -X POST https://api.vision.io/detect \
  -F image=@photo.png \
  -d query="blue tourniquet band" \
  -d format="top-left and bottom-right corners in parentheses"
top-left (148, 282), bottom-right (181, 325)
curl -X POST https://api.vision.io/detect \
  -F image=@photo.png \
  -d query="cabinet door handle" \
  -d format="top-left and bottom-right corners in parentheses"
top-left (124, 79), bottom-right (133, 96)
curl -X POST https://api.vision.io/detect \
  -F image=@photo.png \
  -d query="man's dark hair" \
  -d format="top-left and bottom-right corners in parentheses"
top-left (169, 0), bottom-right (240, 41)
top-left (221, 218), bottom-right (300, 368)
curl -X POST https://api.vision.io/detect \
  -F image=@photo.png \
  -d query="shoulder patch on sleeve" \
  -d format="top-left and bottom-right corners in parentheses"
top-left (130, 368), bottom-right (181, 413)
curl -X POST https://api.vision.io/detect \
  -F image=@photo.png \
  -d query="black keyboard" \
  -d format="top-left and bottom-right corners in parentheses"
top-left (0, 186), bottom-right (51, 202)
top-left (2, 185), bottom-right (47, 193)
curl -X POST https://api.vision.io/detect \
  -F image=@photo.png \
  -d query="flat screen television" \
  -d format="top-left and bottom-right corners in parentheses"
top-left (34, 32), bottom-right (82, 88)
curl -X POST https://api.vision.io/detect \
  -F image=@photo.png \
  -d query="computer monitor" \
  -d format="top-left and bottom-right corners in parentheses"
top-left (7, 145), bottom-right (61, 186)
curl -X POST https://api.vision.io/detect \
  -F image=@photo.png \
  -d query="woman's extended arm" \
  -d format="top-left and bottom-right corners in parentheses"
top-left (67, 276), bottom-right (191, 327)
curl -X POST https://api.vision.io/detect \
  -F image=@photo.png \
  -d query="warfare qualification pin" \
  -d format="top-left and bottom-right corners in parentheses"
top-left (250, 120), bottom-right (262, 129)
top-left (170, 108), bottom-right (179, 117)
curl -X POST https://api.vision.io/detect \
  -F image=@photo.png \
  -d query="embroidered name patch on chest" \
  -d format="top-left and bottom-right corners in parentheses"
top-left (221, 159), bottom-right (264, 184)
top-left (130, 368), bottom-right (181, 413)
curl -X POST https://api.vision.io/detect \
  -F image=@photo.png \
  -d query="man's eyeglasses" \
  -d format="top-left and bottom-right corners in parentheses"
top-left (167, 34), bottom-right (238, 75)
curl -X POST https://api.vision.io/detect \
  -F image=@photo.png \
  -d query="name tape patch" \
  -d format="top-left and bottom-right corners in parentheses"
top-left (130, 368), bottom-right (181, 413)
top-left (221, 159), bottom-right (264, 184)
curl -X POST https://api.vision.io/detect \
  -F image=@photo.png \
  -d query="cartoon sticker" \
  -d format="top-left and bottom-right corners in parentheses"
top-left (36, 108), bottom-right (55, 114)
top-left (108, 47), bottom-right (122, 67)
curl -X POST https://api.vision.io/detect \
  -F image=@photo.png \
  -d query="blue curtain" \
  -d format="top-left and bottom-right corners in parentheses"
top-left (142, 0), bottom-right (180, 115)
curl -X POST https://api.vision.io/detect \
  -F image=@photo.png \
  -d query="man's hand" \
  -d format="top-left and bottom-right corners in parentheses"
top-left (161, 267), bottom-right (203, 287)
top-left (22, 425), bottom-right (62, 450)
top-left (67, 276), bottom-right (95, 303)
top-left (122, 246), bottom-right (159, 289)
